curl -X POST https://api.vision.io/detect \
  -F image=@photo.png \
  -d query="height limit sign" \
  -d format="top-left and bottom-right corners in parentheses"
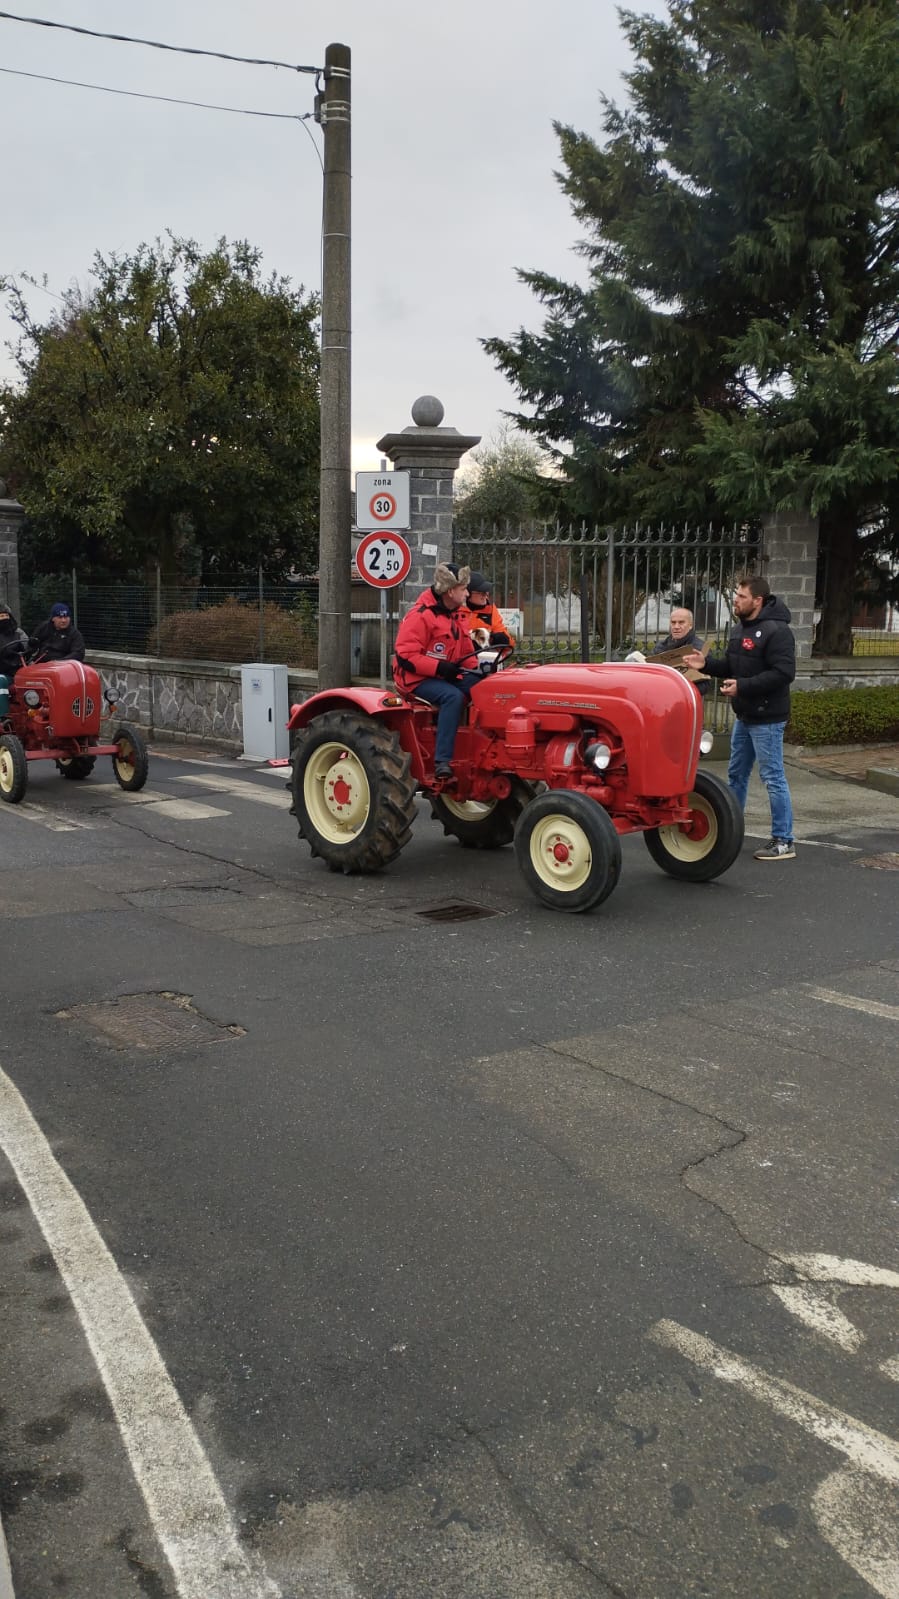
top-left (355, 470), bottom-right (411, 531)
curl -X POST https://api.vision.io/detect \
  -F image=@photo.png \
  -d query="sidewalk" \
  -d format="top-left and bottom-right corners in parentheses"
top-left (786, 741), bottom-right (899, 798)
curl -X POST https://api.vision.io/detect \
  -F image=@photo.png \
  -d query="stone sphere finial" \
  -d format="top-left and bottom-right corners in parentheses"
top-left (411, 394), bottom-right (444, 428)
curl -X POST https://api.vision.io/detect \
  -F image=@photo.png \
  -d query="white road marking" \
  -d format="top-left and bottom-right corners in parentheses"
top-left (651, 1318), bottom-right (899, 1597)
top-left (804, 986), bottom-right (899, 1022)
top-left (0, 802), bottom-right (98, 832)
top-left (0, 1067), bottom-right (279, 1599)
top-left (175, 774), bottom-right (290, 809)
top-left (881, 1357), bottom-right (899, 1383)
top-left (743, 831), bottom-right (857, 852)
top-left (136, 799), bottom-right (230, 821)
top-left (813, 1468), bottom-right (899, 1599)
top-left (783, 1254), bottom-right (899, 1289)
top-left (650, 1319), bottom-right (899, 1483)
top-left (771, 1286), bottom-right (864, 1352)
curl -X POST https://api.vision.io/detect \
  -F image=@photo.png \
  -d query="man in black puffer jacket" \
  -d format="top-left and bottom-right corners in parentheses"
top-left (684, 575), bottom-right (796, 862)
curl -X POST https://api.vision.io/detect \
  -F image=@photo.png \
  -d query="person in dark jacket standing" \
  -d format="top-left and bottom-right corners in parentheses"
top-left (0, 602), bottom-right (29, 679)
top-left (684, 575), bottom-right (796, 861)
top-left (29, 602), bottom-right (86, 663)
top-left (393, 563), bottom-right (481, 781)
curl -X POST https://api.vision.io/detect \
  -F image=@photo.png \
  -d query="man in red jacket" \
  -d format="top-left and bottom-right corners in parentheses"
top-left (393, 562), bottom-right (481, 780)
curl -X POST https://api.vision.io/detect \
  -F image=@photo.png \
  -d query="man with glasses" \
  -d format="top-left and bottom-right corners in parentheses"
top-left (683, 576), bottom-right (796, 861)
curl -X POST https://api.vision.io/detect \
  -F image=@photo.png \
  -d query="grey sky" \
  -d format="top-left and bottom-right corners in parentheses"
top-left (2, 1), bottom-right (664, 471)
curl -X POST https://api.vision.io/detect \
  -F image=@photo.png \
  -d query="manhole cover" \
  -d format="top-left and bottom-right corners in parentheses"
top-left (856, 853), bottom-right (899, 871)
top-left (416, 901), bottom-right (499, 923)
top-left (56, 992), bottom-right (243, 1052)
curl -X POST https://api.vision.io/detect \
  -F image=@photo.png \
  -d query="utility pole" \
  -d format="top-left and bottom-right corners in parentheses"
top-left (316, 42), bottom-right (352, 689)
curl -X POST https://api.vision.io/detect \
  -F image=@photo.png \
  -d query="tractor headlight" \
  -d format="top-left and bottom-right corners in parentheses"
top-left (23, 688), bottom-right (41, 708)
top-left (103, 687), bottom-right (117, 704)
top-left (585, 740), bottom-right (612, 771)
top-left (699, 730), bottom-right (714, 755)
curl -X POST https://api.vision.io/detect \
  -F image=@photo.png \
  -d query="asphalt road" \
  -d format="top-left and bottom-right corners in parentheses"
top-left (0, 748), bottom-right (897, 1599)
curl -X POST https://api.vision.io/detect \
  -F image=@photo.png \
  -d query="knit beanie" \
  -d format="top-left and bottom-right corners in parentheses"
top-left (433, 562), bottom-right (470, 596)
top-left (50, 602), bottom-right (71, 619)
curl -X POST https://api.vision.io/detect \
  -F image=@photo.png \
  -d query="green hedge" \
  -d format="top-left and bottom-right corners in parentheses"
top-left (786, 685), bottom-right (899, 745)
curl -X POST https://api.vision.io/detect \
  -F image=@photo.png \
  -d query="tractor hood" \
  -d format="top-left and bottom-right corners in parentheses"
top-left (470, 661), bottom-right (702, 797)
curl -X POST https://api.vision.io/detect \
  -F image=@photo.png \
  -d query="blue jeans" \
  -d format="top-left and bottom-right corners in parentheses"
top-left (412, 672), bottom-right (483, 763)
top-left (728, 719), bottom-right (793, 842)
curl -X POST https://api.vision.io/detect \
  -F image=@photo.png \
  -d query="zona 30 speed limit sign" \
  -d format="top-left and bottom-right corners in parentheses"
top-left (354, 470), bottom-right (411, 531)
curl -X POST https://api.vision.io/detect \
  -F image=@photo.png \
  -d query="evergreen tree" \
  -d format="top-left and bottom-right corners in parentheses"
top-left (486, 1), bottom-right (899, 652)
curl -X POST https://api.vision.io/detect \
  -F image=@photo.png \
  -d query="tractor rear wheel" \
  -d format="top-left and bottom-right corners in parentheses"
top-left (58, 756), bottom-right (96, 780)
top-left (111, 723), bottom-right (149, 792)
top-left (430, 778), bottom-right (537, 850)
top-left (292, 712), bottom-right (417, 874)
top-left (514, 789), bottom-right (622, 913)
top-left (643, 769), bottom-right (744, 882)
top-left (0, 733), bottom-right (28, 804)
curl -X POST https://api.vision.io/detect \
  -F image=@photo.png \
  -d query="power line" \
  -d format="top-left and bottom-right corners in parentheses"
top-left (0, 9), bottom-right (319, 73)
top-left (0, 64), bottom-right (313, 119)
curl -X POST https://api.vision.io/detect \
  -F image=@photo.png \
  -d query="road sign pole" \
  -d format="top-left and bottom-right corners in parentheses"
top-left (380, 587), bottom-right (387, 688)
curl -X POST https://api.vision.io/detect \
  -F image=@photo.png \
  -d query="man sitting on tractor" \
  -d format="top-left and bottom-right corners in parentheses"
top-left (392, 562), bottom-right (482, 782)
top-left (29, 602), bottom-right (86, 663)
top-left (459, 572), bottom-right (513, 652)
top-left (0, 602), bottom-right (29, 680)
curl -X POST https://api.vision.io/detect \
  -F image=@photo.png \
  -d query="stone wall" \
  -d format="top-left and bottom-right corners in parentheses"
top-left (794, 660), bottom-right (899, 693)
top-left (760, 509), bottom-right (818, 660)
top-left (89, 652), bottom-right (320, 749)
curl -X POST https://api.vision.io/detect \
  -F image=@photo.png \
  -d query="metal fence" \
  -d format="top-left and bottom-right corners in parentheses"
top-left (454, 522), bottom-right (764, 729)
top-left (18, 570), bottom-right (321, 670)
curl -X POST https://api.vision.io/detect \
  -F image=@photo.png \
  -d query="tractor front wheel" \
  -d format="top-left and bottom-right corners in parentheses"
top-left (643, 769), bottom-right (744, 882)
top-left (58, 756), bottom-right (96, 780)
top-left (111, 724), bottom-right (149, 792)
top-left (514, 789), bottom-right (622, 913)
top-left (430, 778), bottom-right (537, 850)
top-left (0, 733), bottom-right (28, 804)
top-left (292, 712), bottom-right (417, 874)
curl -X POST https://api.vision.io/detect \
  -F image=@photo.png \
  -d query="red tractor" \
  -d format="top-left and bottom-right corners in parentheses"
top-left (287, 660), bottom-right (744, 913)
top-left (0, 659), bottom-right (149, 805)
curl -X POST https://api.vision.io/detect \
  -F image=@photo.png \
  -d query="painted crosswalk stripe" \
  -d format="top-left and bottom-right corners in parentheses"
top-left (0, 802), bottom-right (98, 832)
top-left (804, 986), bottom-right (899, 1022)
top-left (0, 1066), bottom-right (279, 1599)
top-left (175, 775), bottom-right (289, 809)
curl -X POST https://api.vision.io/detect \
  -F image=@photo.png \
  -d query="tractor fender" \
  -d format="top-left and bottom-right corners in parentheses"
top-left (287, 687), bottom-right (413, 733)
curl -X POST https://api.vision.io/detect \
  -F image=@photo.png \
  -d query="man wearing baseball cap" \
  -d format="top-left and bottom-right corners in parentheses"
top-left (459, 572), bottom-right (513, 651)
top-left (29, 601), bottom-right (86, 663)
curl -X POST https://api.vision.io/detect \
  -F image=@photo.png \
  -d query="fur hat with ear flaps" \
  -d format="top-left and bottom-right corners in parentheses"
top-left (433, 562), bottom-right (470, 596)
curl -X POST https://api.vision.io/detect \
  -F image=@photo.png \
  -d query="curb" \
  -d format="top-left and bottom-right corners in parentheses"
top-left (866, 766), bottom-right (899, 798)
top-left (0, 1511), bottom-right (14, 1599)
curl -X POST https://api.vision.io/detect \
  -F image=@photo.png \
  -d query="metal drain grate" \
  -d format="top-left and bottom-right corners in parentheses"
top-left (416, 901), bottom-right (499, 923)
top-left (56, 992), bottom-right (243, 1053)
top-left (856, 853), bottom-right (899, 871)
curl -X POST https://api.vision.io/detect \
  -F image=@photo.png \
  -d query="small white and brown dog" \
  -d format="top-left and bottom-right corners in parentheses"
top-left (470, 626), bottom-right (491, 650)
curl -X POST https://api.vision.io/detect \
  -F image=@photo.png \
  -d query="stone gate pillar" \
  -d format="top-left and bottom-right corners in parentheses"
top-left (376, 396), bottom-right (480, 602)
top-left (0, 480), bottom-right (23, 619)
top-left (760, 508), bottom-right (819, 660)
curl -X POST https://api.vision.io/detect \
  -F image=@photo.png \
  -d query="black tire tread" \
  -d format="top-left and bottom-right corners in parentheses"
top-left (292, 712), bottom-right (417, 874)
top-left (0, 732), bottom-right (28, 804)
top-left (643, 769), bottom-right (744, 882)
top-left (430, 778), bottom-right (537, 850)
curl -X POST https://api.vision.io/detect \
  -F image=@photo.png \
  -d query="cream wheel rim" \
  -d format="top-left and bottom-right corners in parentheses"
top-left (440, 794), bottom-right (497, 822)
top-left (304, 741), bottom-right (371, 843)
top-left (0, 748), bottom-right (16, 791)
top-left (529, 813), bottom-right (593, 892)
top-left (114, 739), bottom-right (137, 783)
top-left (656, 794), bottom-right (717, 860)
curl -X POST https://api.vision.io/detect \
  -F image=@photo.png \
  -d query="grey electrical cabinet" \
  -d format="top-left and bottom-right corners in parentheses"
top-left (240, 663), bottom-right (289, 761)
